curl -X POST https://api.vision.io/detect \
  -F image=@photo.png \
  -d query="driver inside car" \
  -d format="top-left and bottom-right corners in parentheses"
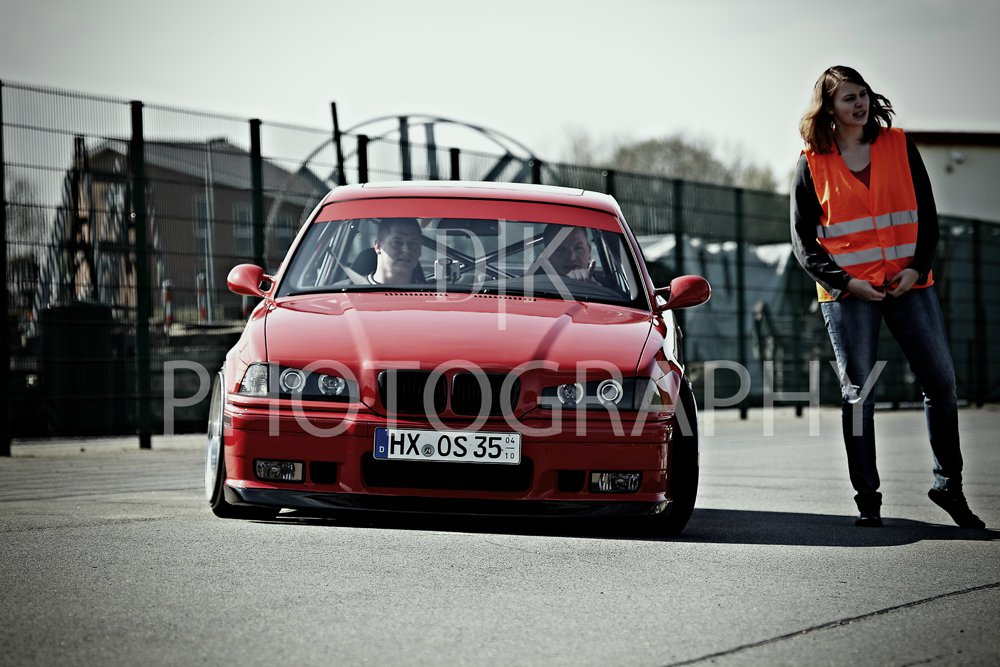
top-left (338, 218), bottom-right (425, 286)
top-left (372, 219), bottom-right (423, 285)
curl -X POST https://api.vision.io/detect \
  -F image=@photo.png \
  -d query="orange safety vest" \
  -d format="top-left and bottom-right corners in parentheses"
top-left (805, 127), bottom-right (932, 302)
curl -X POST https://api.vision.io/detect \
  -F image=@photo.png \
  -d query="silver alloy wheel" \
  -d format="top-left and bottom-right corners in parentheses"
top-left (205, 374), bottom-right (224, 500)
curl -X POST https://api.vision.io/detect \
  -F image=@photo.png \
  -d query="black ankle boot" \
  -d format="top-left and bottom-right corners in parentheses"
top-left (928, 488), bottom-right (986, 529)
top-left (855, 506), bottom-right (882, 527)
top-left (854, 493), bottom-right (883, 527)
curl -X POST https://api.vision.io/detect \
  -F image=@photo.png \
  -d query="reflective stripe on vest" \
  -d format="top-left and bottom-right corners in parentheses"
top-left (816, 209), bottom-right (918, 239)
top-left (804, 127), bottom-right (933, 301)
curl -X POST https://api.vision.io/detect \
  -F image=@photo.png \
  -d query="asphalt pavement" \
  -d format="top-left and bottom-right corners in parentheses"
top-left (1, 406), bottom-right (998, 666)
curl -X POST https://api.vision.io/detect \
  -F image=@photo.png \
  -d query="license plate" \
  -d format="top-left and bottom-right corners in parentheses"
top-left (374, 428), bottom-right (521, 464)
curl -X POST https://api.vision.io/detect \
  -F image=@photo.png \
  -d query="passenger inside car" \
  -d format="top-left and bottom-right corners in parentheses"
top-left (539, 224), bottom-right (597, 282)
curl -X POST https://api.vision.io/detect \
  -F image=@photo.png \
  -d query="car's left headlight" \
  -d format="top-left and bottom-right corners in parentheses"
top-left (541, 377), bottom-right (671, 410)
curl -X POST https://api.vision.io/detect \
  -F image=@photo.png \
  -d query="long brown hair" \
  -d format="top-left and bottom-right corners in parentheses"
top-left (799, 66), bottom-right (895, 153)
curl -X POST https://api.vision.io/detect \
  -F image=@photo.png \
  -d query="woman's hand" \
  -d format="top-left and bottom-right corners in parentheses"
top-left (887, 268), bottom-right (919, 298)
top-left (846, 278), bottom-right (886, 302)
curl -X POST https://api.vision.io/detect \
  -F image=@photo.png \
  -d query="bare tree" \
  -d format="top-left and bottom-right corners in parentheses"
top-left (5, 177), bottom-right (47, 330)
top-left (559, 131), bottom-right (777, 192)
top-left (5, 177), bottom-right (47, 261)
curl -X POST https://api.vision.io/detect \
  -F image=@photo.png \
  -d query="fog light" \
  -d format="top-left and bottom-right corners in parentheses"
top-left (255, 459), bottom-right (304, 482)
top-left (590, 471), bottom-right (641, 493)
top-left (556, 382), bottom-right (584, 406)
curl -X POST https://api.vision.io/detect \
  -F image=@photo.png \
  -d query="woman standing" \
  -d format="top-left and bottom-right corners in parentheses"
top-left (790, 65), bottom-right (985, 529)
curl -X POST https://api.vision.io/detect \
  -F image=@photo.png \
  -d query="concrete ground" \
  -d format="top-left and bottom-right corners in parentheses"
top-left (2, 405), bottom-right (998, 666)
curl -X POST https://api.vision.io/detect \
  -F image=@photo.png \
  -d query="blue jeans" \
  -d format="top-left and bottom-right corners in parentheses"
top-left (820, 286), bottom-right (962, 510)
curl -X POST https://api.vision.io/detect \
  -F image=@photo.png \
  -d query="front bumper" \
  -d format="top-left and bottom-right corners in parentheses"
top-left (222, 402), bottom-right (676, 514)
top-left (232, 487), bottom-right (671, 518)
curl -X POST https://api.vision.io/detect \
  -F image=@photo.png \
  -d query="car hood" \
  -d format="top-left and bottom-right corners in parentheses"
top-left (264, 292), bottom-right (654, 374)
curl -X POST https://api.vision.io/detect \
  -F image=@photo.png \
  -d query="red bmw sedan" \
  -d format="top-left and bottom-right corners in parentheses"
top-left (206, 181), bottom-right (710, 533)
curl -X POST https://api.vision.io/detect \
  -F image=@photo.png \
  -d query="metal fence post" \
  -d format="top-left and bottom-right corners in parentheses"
top-left (398, 117), bottom-right (411, 181)
top-left (735, 188), bottom-right (748, 419)
top-left (973, 218), bottom-right (986, 407)
top-left (357, 135), bottom-right (369, 184)
top-left (249, 119), bottom-right (265, 268)
top-left (130, 101), bottom-right (152, 449)
top-left (330, 102), bottom-right (347, 186)
top-left (424, 123), bottom-right (439, 180)
top-left (792, 297), bottom-right (805, 417)
top-left (603, 169), bottom-right (615, 198)
top-left (0, 80), bottom-right (9, 456)
top-left (530, 159), bottom-right (542, 185)
top-left (671, 179), bottom-right (687, 336)
top-left (672, 180), bottom-right (685, 278)
top-left (449, 148), bottom-right (460, 181)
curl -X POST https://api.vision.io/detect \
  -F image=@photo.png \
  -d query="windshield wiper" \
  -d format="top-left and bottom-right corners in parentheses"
top-left (286, 284), bottom-right (480, 297)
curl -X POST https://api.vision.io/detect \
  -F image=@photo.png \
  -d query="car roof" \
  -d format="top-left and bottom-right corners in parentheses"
top-left (320, 180), bottom-right (621, 215)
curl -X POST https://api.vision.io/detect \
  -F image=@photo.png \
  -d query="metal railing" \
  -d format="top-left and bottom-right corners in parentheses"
top-left (3, 80), bottom-right (998, 449)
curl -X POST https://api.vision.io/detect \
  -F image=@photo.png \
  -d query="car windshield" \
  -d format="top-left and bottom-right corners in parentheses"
top-left (277, 217), bottom-right (647, 308)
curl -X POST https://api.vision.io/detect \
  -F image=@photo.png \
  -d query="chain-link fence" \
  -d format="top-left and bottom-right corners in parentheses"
top-left (4, 81), bottom-right (999, 447)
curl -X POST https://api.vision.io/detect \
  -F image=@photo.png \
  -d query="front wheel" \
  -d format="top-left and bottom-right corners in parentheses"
top-left (649, 378), bottom-right (699, 535)
top-left (206, 372), bottom-right (278, 520)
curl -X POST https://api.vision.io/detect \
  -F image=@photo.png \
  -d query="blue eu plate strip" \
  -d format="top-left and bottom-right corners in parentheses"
top-left (373, 428), bottom-right (388, 459)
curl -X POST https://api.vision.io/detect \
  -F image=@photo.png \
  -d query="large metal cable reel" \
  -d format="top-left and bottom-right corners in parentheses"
top-left (262, 114), bottom-right (557, 266)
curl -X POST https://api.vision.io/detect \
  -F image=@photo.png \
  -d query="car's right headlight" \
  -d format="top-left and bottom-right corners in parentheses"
top-left (237, 363), bottom-right (354, 402)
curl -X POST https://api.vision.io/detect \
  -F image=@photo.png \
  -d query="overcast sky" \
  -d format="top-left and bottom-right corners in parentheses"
top-left (3, 0), bottom-right (998, 190)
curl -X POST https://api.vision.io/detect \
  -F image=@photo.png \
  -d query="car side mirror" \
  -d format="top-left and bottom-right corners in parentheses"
top-left (653, 275), bottom-right (711, 313)
top-left (227, 264), bottom-right (272, 298)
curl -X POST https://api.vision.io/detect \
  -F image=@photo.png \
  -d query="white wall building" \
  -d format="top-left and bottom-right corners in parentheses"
top-left (908, 131), bottom-right (1000, 223)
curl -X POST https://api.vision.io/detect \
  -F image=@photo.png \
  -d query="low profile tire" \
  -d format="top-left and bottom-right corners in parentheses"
top-left (648, 377), bottom-right (699, 535)
top-left (206, 372), bottom-right (279, 520)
